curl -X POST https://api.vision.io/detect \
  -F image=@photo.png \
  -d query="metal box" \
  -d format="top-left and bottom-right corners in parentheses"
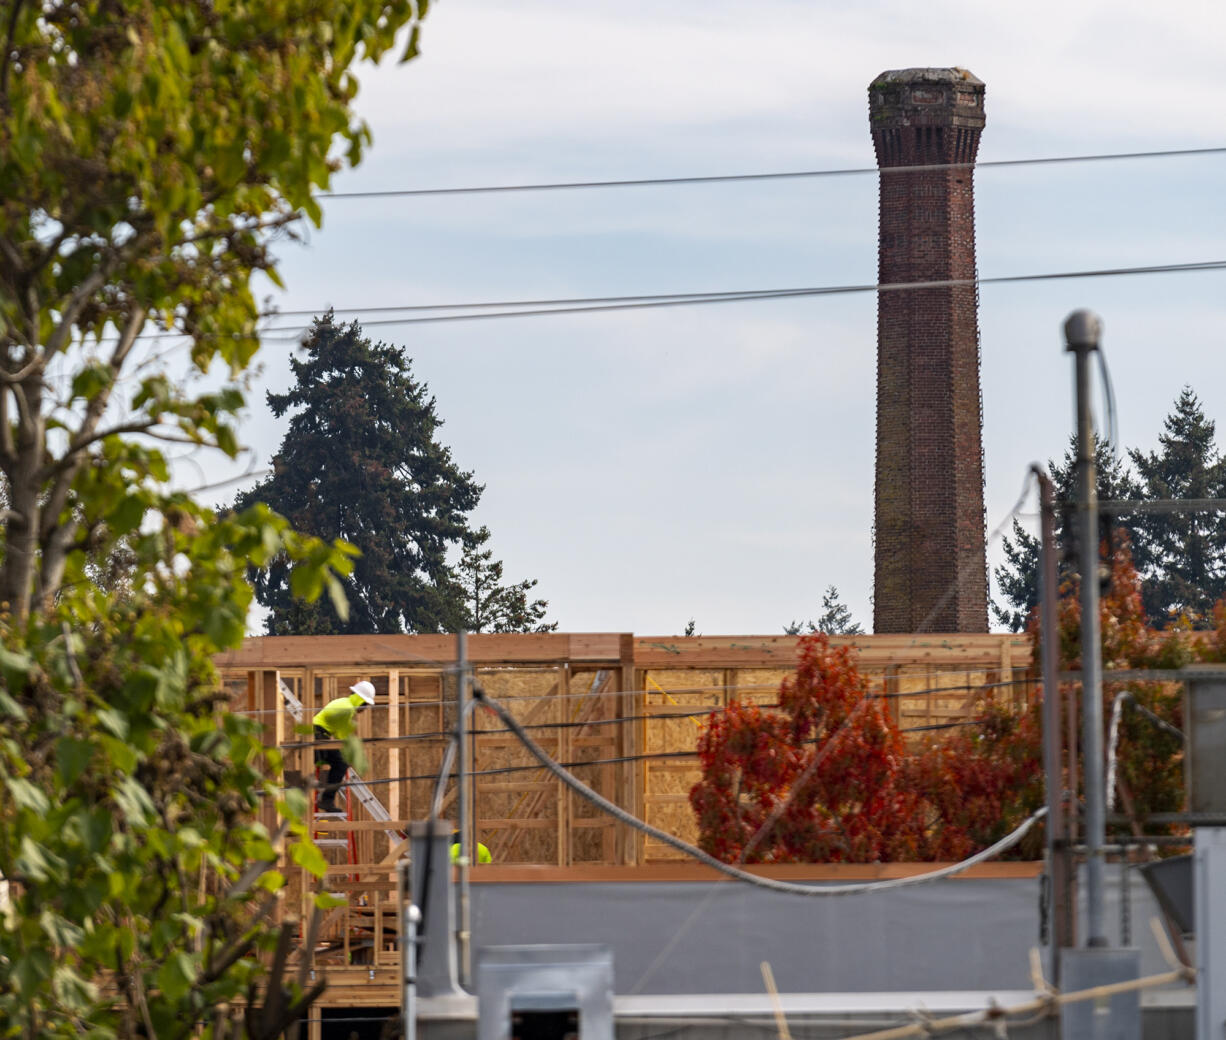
top-left (477, 945), bottom-right (613, 1040)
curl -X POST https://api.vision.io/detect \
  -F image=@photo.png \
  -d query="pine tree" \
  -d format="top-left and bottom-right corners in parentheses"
top-left (1128, 388), bottom-right (1226, 626)
top-left (992, 439), bottom-right (1137, 631)
top-left (235, 314), bottom-right (550, 634)
top-left (458, 526), bottom-right (557, 633)
top-left (784, 585), bottom-right (864, 635)
top-left (816, 585), bottom-right (865, 635)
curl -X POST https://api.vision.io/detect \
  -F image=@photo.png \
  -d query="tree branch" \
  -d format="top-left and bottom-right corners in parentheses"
top-left (0, 0), bottom-right (26, 101)
top-left (40, 305), bottom-right (146, 532)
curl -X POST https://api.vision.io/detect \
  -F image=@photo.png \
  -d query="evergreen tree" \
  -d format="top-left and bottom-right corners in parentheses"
top-left (785, 585), bottom-right (864, 635)
top-left (235, 314), bottom-right (547, 634)
top-left (816, 584), bottom-right (865, 635)
top-left (992, 439), bottom-right (1138, 631)
top-left (1128, 388), bottom-right (1226, 626)
top-left (458, 526), bottom-right (557, 633)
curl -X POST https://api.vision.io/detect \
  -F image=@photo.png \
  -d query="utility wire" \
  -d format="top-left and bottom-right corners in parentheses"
top-left (236, 674), bottom-right (1033, 716)
top-left (283, 693), bottom-right (1019, 749)
top-left (473, 685), bottom-right (1047, 896)
top-left (288, 716), bottom-right (993, 791)
top-left (251, 260), bottom-right (1226, 335)
top-left (127, 259), bottom-right (1226, 343)
top-left (317, 145), bottom-right (1226, 200)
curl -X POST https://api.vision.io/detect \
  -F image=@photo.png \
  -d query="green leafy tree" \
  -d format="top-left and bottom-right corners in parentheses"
top-left (0, 0), bottom-right (425, 1034)
top-left (1128, 388), bottom-right (1226, 626)
top-left (992, 439), bottom-right (1137, 631)
top-left (235, 314), bottom-right (549, 635)
top-left (458, 526), bottom-right (557, 633)
top-left (784, 585), bottom-right (864, 635)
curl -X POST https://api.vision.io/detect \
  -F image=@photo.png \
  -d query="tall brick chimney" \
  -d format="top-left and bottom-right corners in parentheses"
top-left (869, 67), bottom-right (988, 633)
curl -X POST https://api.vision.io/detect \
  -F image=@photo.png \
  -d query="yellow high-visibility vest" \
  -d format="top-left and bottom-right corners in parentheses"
top-left (312, 693), bottom-right (365, 739)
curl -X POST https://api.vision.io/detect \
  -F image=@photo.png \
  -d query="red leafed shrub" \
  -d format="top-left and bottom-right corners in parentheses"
top-left (692, 538), bottom-right (1203, 865)
top-left (691, 634), bottom-right (914, 863)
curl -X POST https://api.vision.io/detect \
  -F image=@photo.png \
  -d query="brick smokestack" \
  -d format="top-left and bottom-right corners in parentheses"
top-left (869, 67), bottom-right (988, 633)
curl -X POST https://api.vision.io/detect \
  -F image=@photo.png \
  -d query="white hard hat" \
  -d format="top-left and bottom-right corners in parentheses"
top-left (350, 680), bottom-right (376, 705)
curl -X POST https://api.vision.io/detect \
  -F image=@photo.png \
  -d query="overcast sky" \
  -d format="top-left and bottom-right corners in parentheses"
top-left (194, 0), bottom-right (1226, 637)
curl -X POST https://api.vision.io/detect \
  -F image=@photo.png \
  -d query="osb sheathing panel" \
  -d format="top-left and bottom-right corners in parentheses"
top-left (220, 633), bottom-right (1035, 871)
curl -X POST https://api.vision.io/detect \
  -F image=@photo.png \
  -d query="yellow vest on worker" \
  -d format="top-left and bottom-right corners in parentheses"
top-left (450, 841), bottom-right (492, 864)
top-left (312, 693), bottom-right (365, 739)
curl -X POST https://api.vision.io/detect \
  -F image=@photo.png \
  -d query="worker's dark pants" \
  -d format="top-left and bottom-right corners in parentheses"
top-left (314, 725), bottom-right (348, 806)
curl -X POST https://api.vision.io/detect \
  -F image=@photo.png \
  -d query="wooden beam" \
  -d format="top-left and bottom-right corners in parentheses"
top-left (215, 632), bottom-right (631, 669)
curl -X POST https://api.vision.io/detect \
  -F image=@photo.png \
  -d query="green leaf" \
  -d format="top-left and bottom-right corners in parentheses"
top-left (52, 965), bottom-right (99, 1011)
top-left (96, 707), bottom-right (129, 739)
top-left (289, 563), bottom-right (323, 603)
top-left (16, 835), bottom-right (67, 883)
top-left (40, 909), bottom-right (86, 948)
top-left (7, 777), bottom-right (51, 814)
top-left (12, 950), bottom-right (53, 996)
top-left (314, 890), bottom-right (348, 909)
top-left (56, 737), bottom-right (94, 787)
top-left (111, 493), bottom-right (147, 535)
top-left (289, 836), bottom-right (328, 878)
top-left (155, 951), bottom-right (198, 1003)
top-left (113, 776), bottom-right (156, 824)
top-left (399, 23), bottom-right (421, 63)
top-left (0, 686), bottom-right (27, 720)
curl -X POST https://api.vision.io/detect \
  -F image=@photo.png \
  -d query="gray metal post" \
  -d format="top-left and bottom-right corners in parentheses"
top-left (399, 859), bottom-right (420, 1040)
top-left (1036, 466), bottom-right (1073, 971)
top-left (456, 631), bottom-right (473, 988)
top-left (1065, 308), bottom-right (1108, 948)
top-left (409, 819), bottom-right (464, 997)
top-left (1196, 828), bottom-right (1226, 1040)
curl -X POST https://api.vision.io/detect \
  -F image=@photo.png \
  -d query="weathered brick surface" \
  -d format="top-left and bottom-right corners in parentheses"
top-left (869, 68), bottom-right (988, 633)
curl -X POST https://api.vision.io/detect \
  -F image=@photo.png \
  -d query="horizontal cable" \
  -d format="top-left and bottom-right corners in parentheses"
top-left (318, 146), bottom-right (1226, 200)
top-left (250, 260), bottom-right (1226, 334)
top-left (287, 707), bottom-right (994, 750)
top-left (1097, 497), bottom-right (1226, 515)
top-left (233, 676), bottom-right (1033, 723)
top-left (292, 716), bottom-right (991, 788)
top-left (120, 259), bottom-right (1226, 343)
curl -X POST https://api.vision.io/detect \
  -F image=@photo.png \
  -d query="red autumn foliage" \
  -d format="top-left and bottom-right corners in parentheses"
top-left (690, 634), bottom-right (912, 863)
top-left (692, 537), bottom-right (1202, 864)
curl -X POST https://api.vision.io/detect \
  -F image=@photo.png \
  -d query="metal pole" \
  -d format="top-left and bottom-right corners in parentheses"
top-left (1036, 466), bottom-right (1072, 970)
top-left (399, 860), bottom-right (419, 1040)
top-left (1065, 308), bottom-right (1108, 947)
top-left (455, 631), bottom-right (473, 988)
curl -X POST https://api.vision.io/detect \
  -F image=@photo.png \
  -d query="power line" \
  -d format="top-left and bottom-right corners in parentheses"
top-left (123, 259), bottom-right (1226, 343)
top-left (317, 146), bottom-right (1226, 200)
top-left (249, 260), bottom-right (1226, 334)
top-left (296, 716), bottom-right (993, 790)
top-left (232, 676), bottom-right (1034, 721)
top-left (279, 699), bottom-right (1007, 750)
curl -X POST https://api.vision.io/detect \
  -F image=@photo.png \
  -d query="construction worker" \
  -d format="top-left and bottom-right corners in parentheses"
top-left (313, 680), bottom-right (375, 813)
top-left (450, 831), bottom-right (493, 864)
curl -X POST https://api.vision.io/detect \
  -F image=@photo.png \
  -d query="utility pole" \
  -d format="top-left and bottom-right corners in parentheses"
top-left (1065, 308), bottom-right (1107, 948)
top-left (1060, 310), bottom-right (1141, 1040)
top-left (456, 631), bottom-right (473, 988)
top-left (1036, 465), bottom-right (1074, 975)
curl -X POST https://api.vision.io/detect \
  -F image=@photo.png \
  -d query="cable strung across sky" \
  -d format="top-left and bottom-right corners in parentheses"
top-left (316, 145), bottom-right (1226, 199)
top-left (253, 259), bottom-right (1226, 336)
